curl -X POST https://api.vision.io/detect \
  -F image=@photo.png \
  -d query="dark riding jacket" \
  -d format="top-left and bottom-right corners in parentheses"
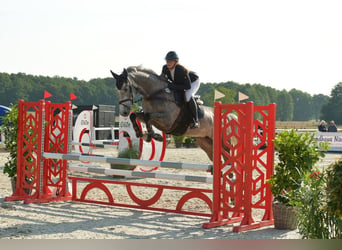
top-left (328, 125), bottom-right (337, 132)
top-left (161, 64), bottom-right (198, 91)
top-left (318, 124), bottom-right (327, 132)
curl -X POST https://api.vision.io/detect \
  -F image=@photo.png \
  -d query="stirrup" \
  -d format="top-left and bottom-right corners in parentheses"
top-left (190, 121), bottom-right (199, 129)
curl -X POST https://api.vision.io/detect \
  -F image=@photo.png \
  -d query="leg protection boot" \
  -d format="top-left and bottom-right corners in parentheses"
top-left (188, 96), bottom-right (199, 128)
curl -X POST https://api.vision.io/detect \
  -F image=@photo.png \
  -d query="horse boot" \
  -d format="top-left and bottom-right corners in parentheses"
top-left (188, 96), bottom-right (199, 129)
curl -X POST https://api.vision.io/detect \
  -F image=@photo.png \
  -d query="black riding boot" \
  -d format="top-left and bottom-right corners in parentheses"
top-left (188, 97), bottom-right (199, 128)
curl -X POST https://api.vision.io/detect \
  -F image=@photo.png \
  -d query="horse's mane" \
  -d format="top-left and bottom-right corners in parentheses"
top-left (126, 65), bottom-right (154, 74)
top-left (127, 65), bottom-right (164, 82)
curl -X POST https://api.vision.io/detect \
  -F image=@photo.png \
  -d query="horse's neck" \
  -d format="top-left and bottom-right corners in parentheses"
top-left (131, 72), bottom-right (166, 97)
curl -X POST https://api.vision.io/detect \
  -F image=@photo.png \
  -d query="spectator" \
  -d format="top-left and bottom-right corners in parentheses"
top-left (318, 120), bottom-right (327, 132)
top-left (328, 120), bottom-right (338, 132)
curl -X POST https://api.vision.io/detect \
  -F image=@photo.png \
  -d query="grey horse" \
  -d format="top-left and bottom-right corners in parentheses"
top-left (110, 65), bottom-right (236, 162)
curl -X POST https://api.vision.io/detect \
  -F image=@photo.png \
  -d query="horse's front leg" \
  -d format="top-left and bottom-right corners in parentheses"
top-left (133, 111), bottom-right (155, 142)
top-left (129, 112), bottom-right (143, 138)
top-left (133, 112), bottom-right (164, 142)
top-left (144, 113), bottom-right (165, 142)
top-left (142, 113), bottom-right (154, 142)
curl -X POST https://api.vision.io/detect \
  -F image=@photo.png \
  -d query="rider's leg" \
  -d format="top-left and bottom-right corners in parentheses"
top-left (188, 96), bottom-right (199, 128)
top-left (185, 79), bottom-right (200, 129)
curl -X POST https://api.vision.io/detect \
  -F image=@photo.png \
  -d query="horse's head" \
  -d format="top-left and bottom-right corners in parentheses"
top-left (110, 68), bottom-right (134, 117)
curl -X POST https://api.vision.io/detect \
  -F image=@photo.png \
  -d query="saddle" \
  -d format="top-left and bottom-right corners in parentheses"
top-left (167, 95), bottom-right (204, 136)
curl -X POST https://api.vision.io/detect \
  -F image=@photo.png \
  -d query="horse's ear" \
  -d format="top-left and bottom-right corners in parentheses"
top-left (123, 68), bottom-right (128, 78)
top-left (110, 70), bottom-right (120, 80)
top-left (110, 70), bottom-right (124, 89)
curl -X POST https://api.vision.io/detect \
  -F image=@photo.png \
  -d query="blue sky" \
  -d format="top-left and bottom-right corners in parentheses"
top-left (1, 0), bottom-right (342, 96)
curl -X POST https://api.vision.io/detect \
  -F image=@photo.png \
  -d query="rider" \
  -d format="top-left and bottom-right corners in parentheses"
top-left (161, 51), bottom-right (200, 128)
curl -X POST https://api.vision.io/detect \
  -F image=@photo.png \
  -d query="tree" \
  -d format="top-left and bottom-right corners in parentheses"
top-left (289, 89), bottom-right (313, 121)
top-left (321, 82), bottom-right (342, 124)
top-left (0, 73), bottom-right (14, 104)
top-left (198, 83), bottom-right (214, 106)
top-left (312, 94), bottom-right (329, 121)
top-left (0, 72), bottom-right (331, 122)
top-left (276, 90), bottom-right (294, 121)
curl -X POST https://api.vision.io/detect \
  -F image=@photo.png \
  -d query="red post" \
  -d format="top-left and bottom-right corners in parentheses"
top-left (204, 101), bottom-right (275, 231)
top-left (203, 102), bottom-right (223, 228)
top-left (6, 100), bottom-right (45, 202)
top-left (233, 102), bottom-right (255, 231)
top-left (39, 101), bottom-right (72, 202)
top-left (262, 103), bottom-right (276, 222)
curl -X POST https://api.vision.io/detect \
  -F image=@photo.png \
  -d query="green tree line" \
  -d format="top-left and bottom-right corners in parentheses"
top-left (1, 72), bottom-right (341, 124)
top-left (0, 72), bottom-right (117, 108)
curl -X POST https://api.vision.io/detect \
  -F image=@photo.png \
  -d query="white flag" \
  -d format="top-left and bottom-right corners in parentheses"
top-left (214, 89), bottom-right (225, 100)
top-left (238, 92), bottom-right (249, 102)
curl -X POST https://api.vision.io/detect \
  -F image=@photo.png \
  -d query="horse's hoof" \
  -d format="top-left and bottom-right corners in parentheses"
top-left (143, 133), bottom-right (153, 142)
top-left (142, 133), bottom-right (149, 141)
top-left (152, 133), bottom-right (164, 142)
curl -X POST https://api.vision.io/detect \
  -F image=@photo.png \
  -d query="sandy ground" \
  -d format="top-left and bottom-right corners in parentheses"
top-left (0, 147), bottom-right (341, 239)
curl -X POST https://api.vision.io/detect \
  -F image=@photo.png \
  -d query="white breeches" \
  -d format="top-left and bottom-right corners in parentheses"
top-left (185, 78), bottom-right (200, 102)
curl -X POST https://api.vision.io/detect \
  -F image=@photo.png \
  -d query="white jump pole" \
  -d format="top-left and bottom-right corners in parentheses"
top-left (70, 141), bottom-right (119, 149)
top-left (68, 164), bottom-right (213, 184)
top-left (42, 152), bottom-right (213, 172)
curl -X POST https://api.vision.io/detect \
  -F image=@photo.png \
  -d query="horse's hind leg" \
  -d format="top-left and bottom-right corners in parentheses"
top-left (196, 137), bottom-right (214, 162)
top-left (196, 136), bottom-right (231, 163)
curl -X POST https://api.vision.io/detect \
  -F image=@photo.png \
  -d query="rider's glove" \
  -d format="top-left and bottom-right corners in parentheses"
top-left (168, 83), bottom-right (176, 90)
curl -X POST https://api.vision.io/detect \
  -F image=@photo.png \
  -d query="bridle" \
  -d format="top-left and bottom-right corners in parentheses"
top-left (119, 73), bottom-right (174, 107)
top-left (118, 81), bottom-right (135, 109)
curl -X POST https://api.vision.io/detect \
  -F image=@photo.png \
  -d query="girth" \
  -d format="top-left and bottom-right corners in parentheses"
top-left (165, 101), bottom-right (204, 136)
top-left (166, 103), bottom-right (191, 136)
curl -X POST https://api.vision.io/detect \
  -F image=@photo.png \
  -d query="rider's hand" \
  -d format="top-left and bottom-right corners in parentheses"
top-left (164, 87), bottom-right (171, 93)
top-left (168, 83), bottom-right (176, 90)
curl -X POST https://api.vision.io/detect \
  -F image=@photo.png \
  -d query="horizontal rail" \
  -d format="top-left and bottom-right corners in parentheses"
top-left (71, 141), bottom-right (119, 148)
top-left (43, 152), bottom-right (213, 172)
top-left (67, 164), bottom-right (213, 184)
top-left (92, 127), bottom-right (119, 131)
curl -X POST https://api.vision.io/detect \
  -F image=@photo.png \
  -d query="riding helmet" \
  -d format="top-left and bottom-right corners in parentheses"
top-left (165, 51), bottom-right (179, 61)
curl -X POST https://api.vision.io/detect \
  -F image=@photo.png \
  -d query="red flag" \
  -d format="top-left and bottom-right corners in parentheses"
top-left (44, 90), bottom-right (52, 99)
top-left (70, 92), bottom-right (77, 100)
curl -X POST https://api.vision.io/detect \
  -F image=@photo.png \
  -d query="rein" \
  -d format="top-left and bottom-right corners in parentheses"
top-left (147, 87), bottom-right (169, 99)
top-left (130, 75), bottom-right (175, 103)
